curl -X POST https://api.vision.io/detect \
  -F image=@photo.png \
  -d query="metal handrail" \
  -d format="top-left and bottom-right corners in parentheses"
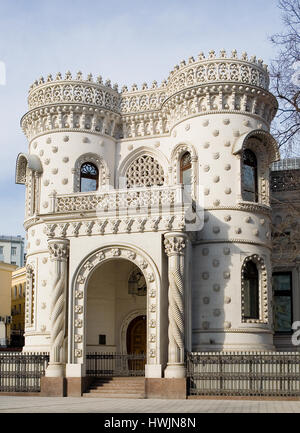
top-left (86, 352), bottom-right (146, 377)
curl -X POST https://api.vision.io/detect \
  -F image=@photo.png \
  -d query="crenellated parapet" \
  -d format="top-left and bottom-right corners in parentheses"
top-left (120, 50), bottom-right (277, 137)
top-left (166, 49), bottom-right (270, 94)
top-left (28, 71), bottom-right (120, 111)
top-left (21, 50), bottom-right (278, 141)
top-left (22, 71), bottom-right (122, 142)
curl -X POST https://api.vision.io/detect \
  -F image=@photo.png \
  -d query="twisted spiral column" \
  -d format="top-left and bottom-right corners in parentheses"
top-left (164, 232), bottom-right (187, 378)
top-left (45, 238), bottom-right (69, 377)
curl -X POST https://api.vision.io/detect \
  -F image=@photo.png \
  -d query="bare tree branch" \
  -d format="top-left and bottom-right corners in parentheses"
top-left (269, 0), bottom-right (300, 155)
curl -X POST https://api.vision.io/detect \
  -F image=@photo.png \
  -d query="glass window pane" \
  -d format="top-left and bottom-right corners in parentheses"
top-left (273, 274), bottom-right (291, 291)
top-left (80, 177), bottom-right (97, 192)
top-left (182, 167), bottom-right (192, 186)
top-left (274, 295), bottom-right (292, 332)
top-left (243, 165), bottom-right (255, 191)
top-left (244, 279), bottom-right (259, 319)
top-left (243, 261), bottom-right (259, 320)
top-left (242, 189), bottom-right (256, 202)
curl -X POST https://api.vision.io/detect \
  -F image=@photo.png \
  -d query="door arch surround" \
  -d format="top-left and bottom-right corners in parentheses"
top-left (120, 309), bottom-right (146, 355)
top-left (126, 314), bottom-right (147, 355)
top-left (69, 243), bottom-right (161, 373)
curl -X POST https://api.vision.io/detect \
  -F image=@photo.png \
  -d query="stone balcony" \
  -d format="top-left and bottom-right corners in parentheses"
top-left (42, 185), bottom-right (197, 238)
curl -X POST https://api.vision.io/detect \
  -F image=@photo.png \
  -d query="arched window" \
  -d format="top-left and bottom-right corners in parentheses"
top-left (242, 260), bottom-right (259, 320)
top-left (80, 162), bottom-right (99, 192)
top-left (128, 267), bottom-right (147, 296)
top-left (180, 152), bottom-right (192, 186)
top-left (242, 149), bottom-right (258, 202)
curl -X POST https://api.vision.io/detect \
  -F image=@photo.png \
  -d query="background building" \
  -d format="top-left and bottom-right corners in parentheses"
top-left (11, 266), bottom-right (26, 348)
top-left (0, 235), bottom-right (25, 267)
top-left (270, 158), bottom-right (300, 351)
top-left (0, 262), bottom-right (17, 346)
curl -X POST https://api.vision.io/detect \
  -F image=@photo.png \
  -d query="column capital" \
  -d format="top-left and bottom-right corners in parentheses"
top-left (164, 232), bottom-right (187, 257)
top-left (48, 238), bottom-right (70, 261)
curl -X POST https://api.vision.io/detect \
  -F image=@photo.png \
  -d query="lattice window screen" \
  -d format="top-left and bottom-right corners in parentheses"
top-left (126, 155), bottom-right (165, 188)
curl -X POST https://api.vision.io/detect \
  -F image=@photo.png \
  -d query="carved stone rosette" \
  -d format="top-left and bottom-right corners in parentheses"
top-left (164, 232), bottom-right (188, 378)
top-left (46, 238), bottom-right (70, 377)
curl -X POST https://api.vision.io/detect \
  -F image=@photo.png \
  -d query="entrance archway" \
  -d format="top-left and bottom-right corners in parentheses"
top-left (70, 243), bottom-right (162, 378)
top-left (86, 259), bottom-right (146, 353)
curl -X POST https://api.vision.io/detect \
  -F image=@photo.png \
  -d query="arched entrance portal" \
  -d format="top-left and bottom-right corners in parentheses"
top-left (86, 259), bottom-right (146, 355)
top-left (70, 243), bottom-right (163, 379)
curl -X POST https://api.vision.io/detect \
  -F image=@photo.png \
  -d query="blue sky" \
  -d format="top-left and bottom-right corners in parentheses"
top-left (0, 0), bottom-right (284, 239)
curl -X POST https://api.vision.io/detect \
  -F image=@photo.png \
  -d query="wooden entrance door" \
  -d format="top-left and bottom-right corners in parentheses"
top-left (127, 315), bottom-right (146, 370)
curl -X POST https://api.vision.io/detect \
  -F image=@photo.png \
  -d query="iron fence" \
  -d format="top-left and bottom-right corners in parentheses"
top-left (86, 352), bottom-right (146, 377)
top-left (0, 352), bottom-right (49, 392)
top-left (187, 352), bottom-right (300, 397)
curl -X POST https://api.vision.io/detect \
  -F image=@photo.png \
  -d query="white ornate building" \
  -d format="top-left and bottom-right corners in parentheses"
top-left (16, 49), bottom-right (299, 397)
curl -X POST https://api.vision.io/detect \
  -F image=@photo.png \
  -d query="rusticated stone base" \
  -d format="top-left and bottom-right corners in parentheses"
top-left (145, 378), bottom-right (187, 399)
top-left (40, 377), bottom-right (66, 397)
top-left (66, 377), bottom-right (94, 397)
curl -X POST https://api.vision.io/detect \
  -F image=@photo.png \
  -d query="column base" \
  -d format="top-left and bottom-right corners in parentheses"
top-left (45, 362), bottom-right (66, 377)
top-left (40, 376), bottom-right (66, 397)
top-left (66, 363), bottom-right (84, 377)
top-left (145, 364), bottom-right (162, 378)
top-left (164, 363), bottom-right (186, 378)
top-left (145, 378), bottom-right (187, 399)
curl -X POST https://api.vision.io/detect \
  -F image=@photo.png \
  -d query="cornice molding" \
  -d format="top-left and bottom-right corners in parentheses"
top-left (193, 239), bottom-right (272, 249)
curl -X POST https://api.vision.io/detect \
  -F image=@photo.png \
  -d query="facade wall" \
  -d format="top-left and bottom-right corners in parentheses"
top-left (17, 50), bottom-right (286, 378)
top-left (270, 167), bottom-right (300, 351)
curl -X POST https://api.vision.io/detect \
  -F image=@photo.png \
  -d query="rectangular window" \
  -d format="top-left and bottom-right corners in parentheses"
top-left (0, 246), bottom-right (3, 254)
top-left (273, 272), bottom-right (293, 333)
top-left (11, 247), bottom-right (17, 256)
top-left (99, 335), bottom-right (106, 345)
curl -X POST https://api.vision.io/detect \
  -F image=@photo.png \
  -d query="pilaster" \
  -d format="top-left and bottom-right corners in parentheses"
top-left (164, 232), bottom-right (188, 378)
top-left (45, 238), bottom-right (69, 378)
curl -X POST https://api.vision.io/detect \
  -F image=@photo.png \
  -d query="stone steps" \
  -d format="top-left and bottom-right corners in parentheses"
top-left (83, 377), bottom-right (146, 399)
top-left (82, 392), bottom-right (145, 399)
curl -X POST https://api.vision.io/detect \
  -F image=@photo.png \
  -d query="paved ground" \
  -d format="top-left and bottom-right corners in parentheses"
top-left (1, 396), bottom-right (300, 413)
